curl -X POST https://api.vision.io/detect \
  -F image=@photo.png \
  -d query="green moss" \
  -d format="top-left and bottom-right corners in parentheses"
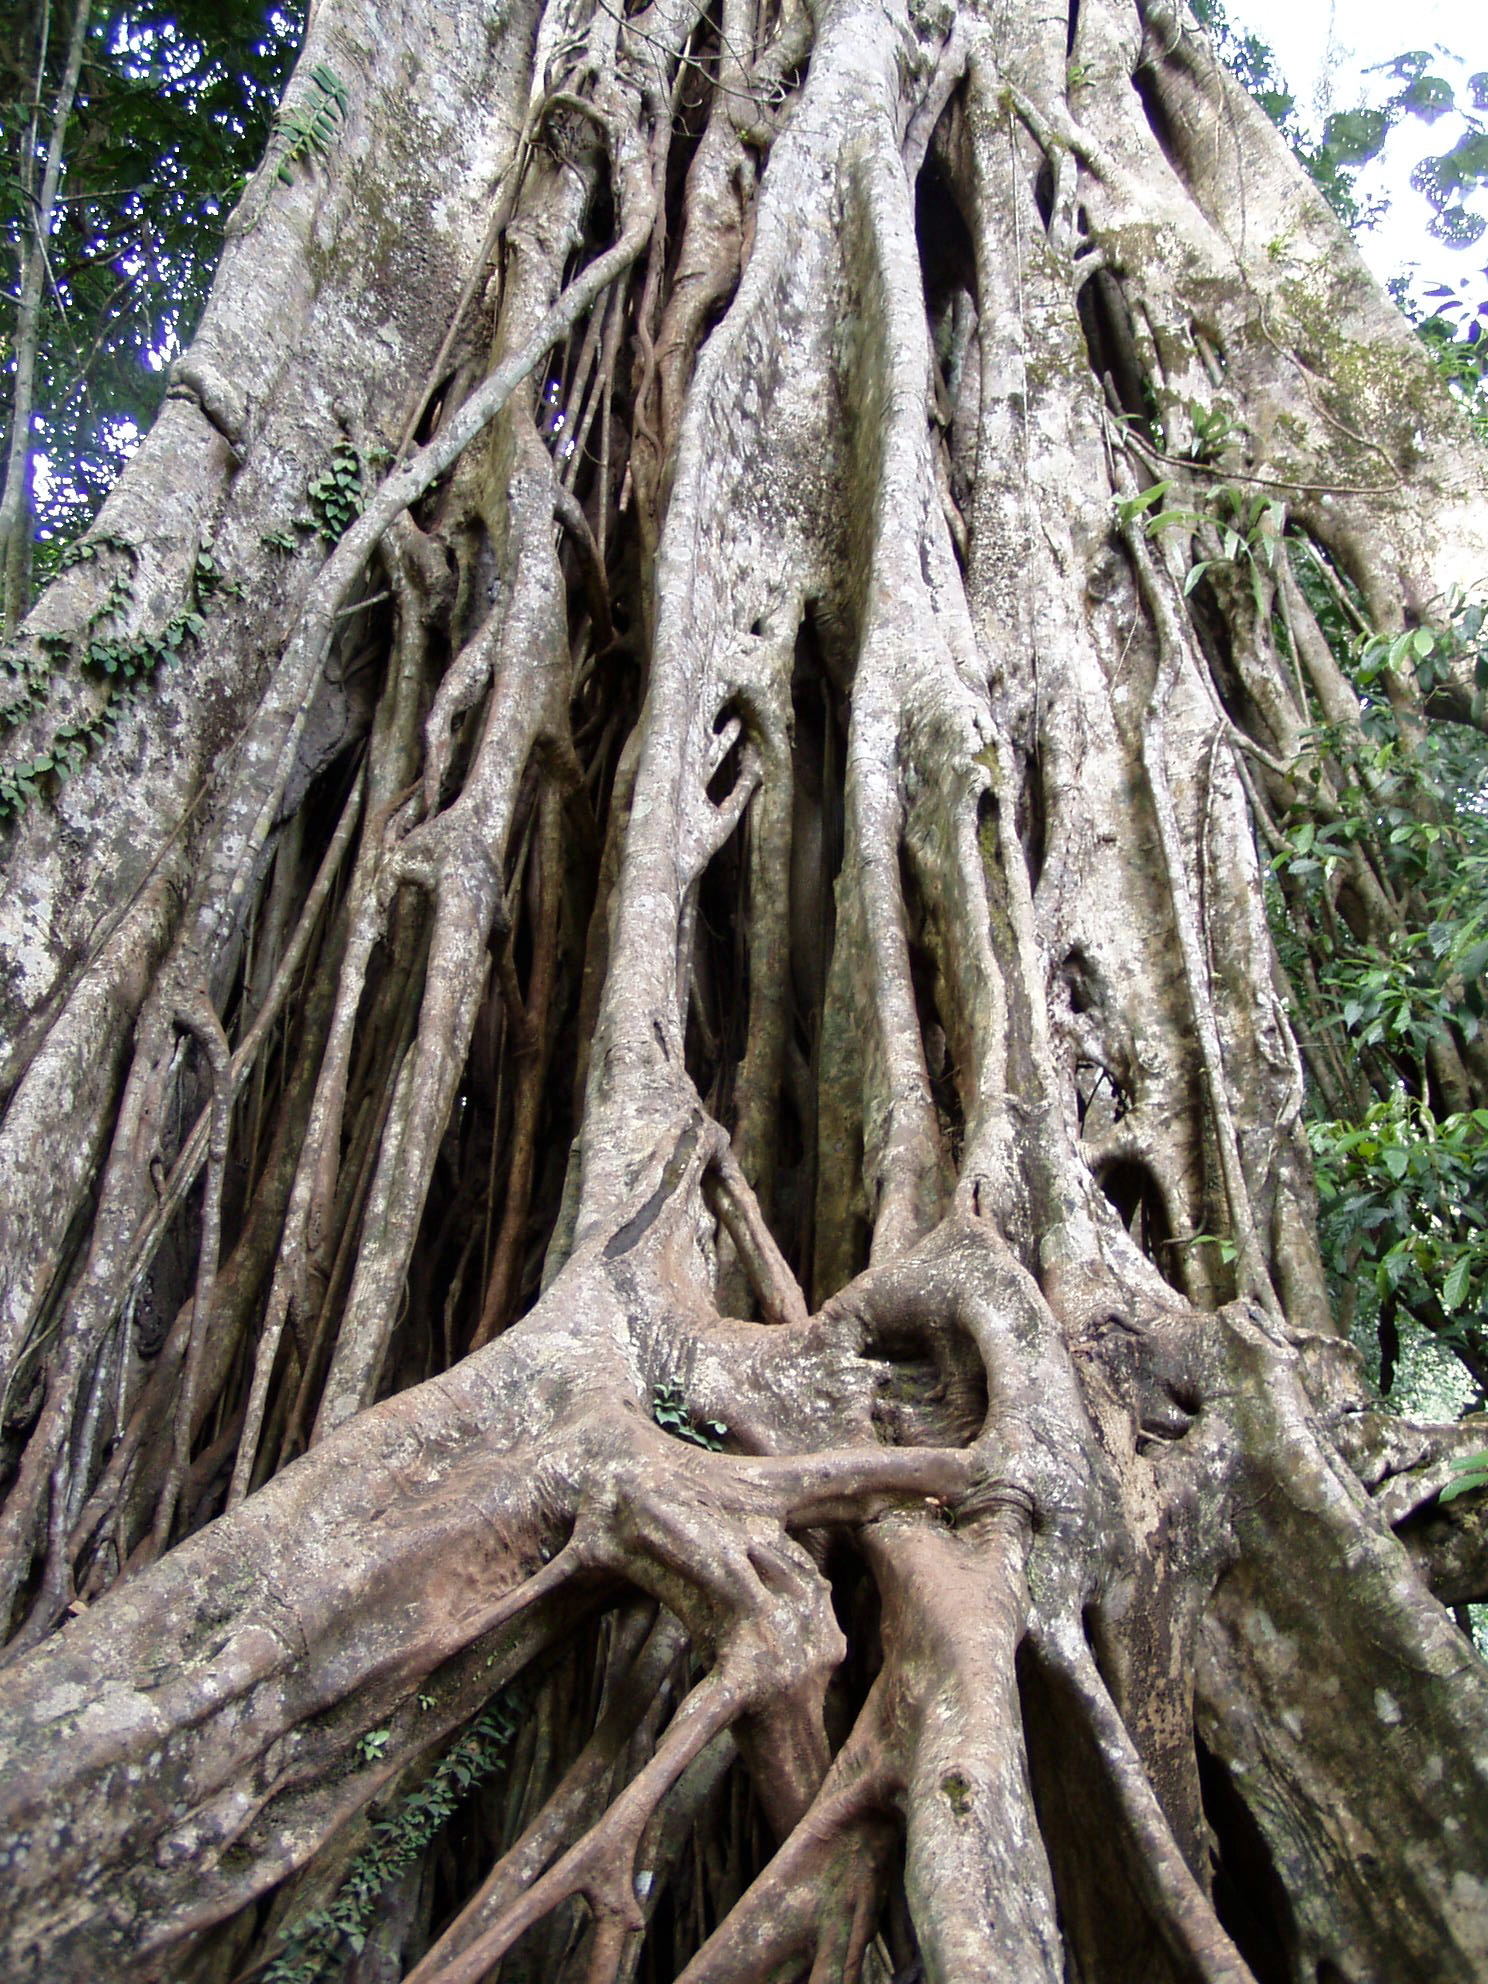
top-left (1023, 330), bottom-right (1090, 393)
top-left (1266, 270), bottom-right (1454, 469)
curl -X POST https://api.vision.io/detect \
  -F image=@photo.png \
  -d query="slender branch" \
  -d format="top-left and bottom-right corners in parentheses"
top-left (1, 0), bottom-right (89, 632)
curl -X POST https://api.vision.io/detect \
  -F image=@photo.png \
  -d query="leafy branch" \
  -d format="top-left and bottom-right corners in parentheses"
top-left (1440, 1449), bottom-right (1488, 1503)
top-left (1114, 451), bottom-right (1287, 619)
top-left (1256, 572), bottom-right (1488, 1403)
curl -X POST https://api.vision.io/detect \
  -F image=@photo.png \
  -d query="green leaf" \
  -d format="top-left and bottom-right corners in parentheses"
top-left (1321, 106), bottom-right (1389, 167)
top-left (1440, 1451), bottom-right (1488, 1503)
top-left (1442, 1255), bottom-right (1473, 1312)
top-left (1400, 74), bottom-right (1454, 121)
top-left (1116, 480), bottom-right (1172, 523)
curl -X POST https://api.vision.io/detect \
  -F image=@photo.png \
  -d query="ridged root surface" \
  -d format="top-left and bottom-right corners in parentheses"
top-left (0, 1), bottom-right (1486, 1980)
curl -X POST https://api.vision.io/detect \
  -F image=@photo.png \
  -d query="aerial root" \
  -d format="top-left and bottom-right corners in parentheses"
top-left (0, 768), bottom-right (368, 1640)
top-left (63, 917), bottom-right (348, 1595)
top-left (144, 985), bottom-right (233, 1561)
top-left (227, 778), bottom-right (416, 1499)
top-left (725, 1444), bottom-right (973, 1528)
top-left (401, 1665), bottom-right (746, 1984)
top-left (640, 1629), bottom-right (905, 1984)
top-left (1035, 1625), bottom-right (1252, 1984)
top-left (471, 782), bottom-right (566, 1348)
top-left (0, 37), bottom-right (674, 1626)
top-left (711, 654), bottom-right (794, 1309)
top-left (1119, 500), bottom-right (1284, 1325)
top-left (705, 1141), bottom-right (809, 1327)
top-left (553, 480), bottom-right (612, 645)
top-left (405, 1604), bottom-right (683, 1984)
top-left (175, 85), bottom-right (661, 981)
top-left (676, 1772), bottom-right (895, 1984)
top-left (87, 762), bottom-right (366, 1376)
top-left (312, 436), bottom-right (578, 1433)
top-left (681, 736), bottom-right (763, 888)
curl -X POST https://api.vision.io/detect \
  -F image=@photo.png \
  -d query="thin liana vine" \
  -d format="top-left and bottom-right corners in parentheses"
top-left (262, 1693), bottom-right (521, 1984)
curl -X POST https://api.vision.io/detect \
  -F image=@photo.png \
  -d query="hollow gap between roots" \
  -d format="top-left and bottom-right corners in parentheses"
top-left (783, 607), bottom-right (847, 1290)
top-left (109, 749), bottom-right (362, 1523)
top-left (662, 14), bottom-right (718, 249)
top-left (1194, 1731), bottom-right (1298, 1984)
top-left (914, 135), bottom-right (978, 408)
top-left (1075, 269), bottom-right (1152, 433)
top-left (443, 1599), bottom-right (775, 1984)
top-left (1183, 571), bottom-right (1274, 747)
top-left (428, 838), bottom-right (583, 1370)
top-left (822, 1541), bottom-right (884, 1755)
top-left (1129, 57), bottom-right (1185, 186)
top-left (633, 1752), bottom-right (777, 1981)
top-left (1017, 1639), bottom-right (1191, 1984)
top-left (414, 371), bottom-right (457, 447)
top-left (416, 1615), bottom-right (620, 1979)
top-left (866, 1299), bottom-right (987, 1450)
top-left (1014, 747), bottom-right (1048, 898)
top-left (256, 908), bottom-right (433, 1464)
top-left (686, 800), bottom-right (750, 1136)
top-left (1034, 159), bottom-right (1056, 231)
top-left (0, 1187), bottom-right (94, 1495)
top-left (1093, 1155), bottom-right (1181, 1291)
top-left (898, 844), bottom-right (965, 1182)
top-left (1074, 1059), bottom-right (1124, 1142)
top-left (584, 154), bottom-right (619, 271)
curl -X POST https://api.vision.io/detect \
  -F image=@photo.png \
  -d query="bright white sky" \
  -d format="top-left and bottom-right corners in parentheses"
top-left (1227, 0), bottom-right (1488, 308)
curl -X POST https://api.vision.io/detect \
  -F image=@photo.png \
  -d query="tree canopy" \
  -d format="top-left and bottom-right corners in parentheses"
top-left (1, 0), bottom-right (298, 582)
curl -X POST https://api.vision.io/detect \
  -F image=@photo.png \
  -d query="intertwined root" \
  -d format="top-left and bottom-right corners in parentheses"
top-left (1, 0), bottom-right (1487, 1976)
top-left (6, 1152), bottom-right (1483, 1981)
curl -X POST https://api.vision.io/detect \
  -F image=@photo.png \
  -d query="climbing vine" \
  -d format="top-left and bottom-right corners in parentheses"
top-left (262, 1694), bottom-right (521, 1984)
top-left (303, 440), bottom-right (377, 543)
top-left (272, 65), bottom-right (351, 187)
top-left (0, 533), bottom-right (237, 822)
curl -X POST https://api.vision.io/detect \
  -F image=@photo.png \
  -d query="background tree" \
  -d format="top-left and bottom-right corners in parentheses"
top-left (0, 0), bottom-right (299, 630)
top-left (1, 1), bottom-right (1487, 1980)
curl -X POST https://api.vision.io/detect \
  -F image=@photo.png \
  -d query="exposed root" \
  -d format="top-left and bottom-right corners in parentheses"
top-left (1, 0), bottom-right (1486, 1978)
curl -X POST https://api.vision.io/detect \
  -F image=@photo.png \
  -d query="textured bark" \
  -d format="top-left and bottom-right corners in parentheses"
top-left (0, 1), bottom-right (1486, 1980)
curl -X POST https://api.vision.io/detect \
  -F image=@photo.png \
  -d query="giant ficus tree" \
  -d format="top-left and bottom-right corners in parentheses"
top-left (1, 0), bottom-right (1487, 1978)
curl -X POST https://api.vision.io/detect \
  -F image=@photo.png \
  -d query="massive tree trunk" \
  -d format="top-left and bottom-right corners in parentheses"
top-left (1, 0), bottom-right (1486, 1978)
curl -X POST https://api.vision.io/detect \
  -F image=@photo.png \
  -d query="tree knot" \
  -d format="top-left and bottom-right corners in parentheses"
top-left (953, 1470), bottom-right (1035, 1535)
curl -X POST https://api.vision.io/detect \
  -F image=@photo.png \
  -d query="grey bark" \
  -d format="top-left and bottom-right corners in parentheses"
top-left (0, 2), bottom-right (1485, 1981)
